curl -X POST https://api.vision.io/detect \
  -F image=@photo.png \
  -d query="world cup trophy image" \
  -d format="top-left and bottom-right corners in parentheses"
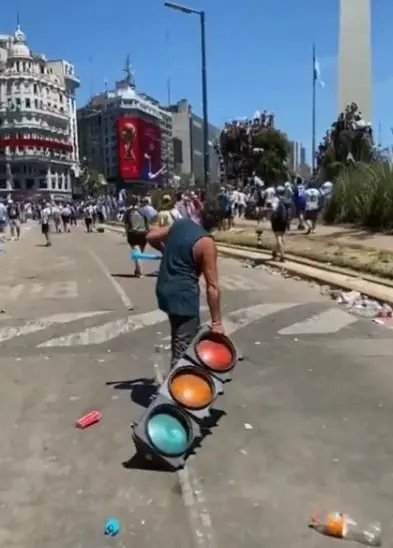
top-left (121, 121), bottom-right (137, 161)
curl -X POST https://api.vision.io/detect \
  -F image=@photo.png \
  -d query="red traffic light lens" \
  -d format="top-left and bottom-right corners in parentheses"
top-left (146, 406), bottom-right (191, 457)
top-left (196, 335), bottom-right (234, 372)
top-left (169, 367), bottom-right (214, 410)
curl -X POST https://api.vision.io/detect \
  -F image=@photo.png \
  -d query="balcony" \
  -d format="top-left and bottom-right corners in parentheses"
top-left (0, 104), bottom-right (69, 124)
top-left (0, 151), bottom-right (75, 165)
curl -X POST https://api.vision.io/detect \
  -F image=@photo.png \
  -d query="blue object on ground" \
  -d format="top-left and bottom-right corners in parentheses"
top-left (104, 518), bottom-right (120, 536)
top-left (130, 250), bottom-right (161, 261)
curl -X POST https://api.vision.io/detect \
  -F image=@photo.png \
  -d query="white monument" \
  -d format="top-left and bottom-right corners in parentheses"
top-left (338, 0), bottom-right (372, 121)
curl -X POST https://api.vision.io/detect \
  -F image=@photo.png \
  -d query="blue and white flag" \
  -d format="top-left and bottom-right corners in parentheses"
top-left (313, 56), bottom-right (325, 88)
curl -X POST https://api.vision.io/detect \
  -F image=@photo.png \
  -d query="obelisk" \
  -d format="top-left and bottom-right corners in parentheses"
top-left (338, 0), bottom-right (372, 121)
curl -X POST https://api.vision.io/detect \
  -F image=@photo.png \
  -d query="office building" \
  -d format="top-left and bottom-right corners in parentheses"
top-left (0, 25), bottom-right (80, 198)
top-left (168, 99), bottom-right (221, 182)
top-left (300, 145), bottom-right (306, 166)
top-left (338, 0), bottom-right (372, 121)
top-left (77, 58), bottom-right (173, 186)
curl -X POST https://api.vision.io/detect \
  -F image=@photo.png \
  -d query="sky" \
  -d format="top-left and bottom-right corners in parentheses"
top-left (3, 0), bottom-right (393, 159)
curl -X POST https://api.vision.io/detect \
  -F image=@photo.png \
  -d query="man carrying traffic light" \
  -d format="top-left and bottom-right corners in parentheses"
top-left (146, 201), bottom-right (225, 369)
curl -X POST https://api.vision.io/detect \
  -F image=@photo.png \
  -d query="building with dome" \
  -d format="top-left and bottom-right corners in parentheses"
top-left (0, 25), bottom-right (80, 198)
top-left (77, 57), bottom-right (173, 188)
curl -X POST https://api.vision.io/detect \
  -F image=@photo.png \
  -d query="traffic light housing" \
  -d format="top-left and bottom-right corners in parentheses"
top-left (131, 326), bottom-right (238, 471)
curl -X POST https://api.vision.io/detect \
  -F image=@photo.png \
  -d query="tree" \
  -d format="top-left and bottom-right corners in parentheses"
top-left (253, 127), bottom-right (290, 183)
top-left (81, 167), bottom-right (107, 196)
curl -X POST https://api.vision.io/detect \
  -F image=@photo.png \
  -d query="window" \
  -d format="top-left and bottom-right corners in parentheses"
top-left (33, 84), bottom-right (38, 94)
top-left (34, 99), bottom-right (38, 109)
top-left (0, 179), bottom-right (6, 189)
top-left (16, 98), bottom-right (21, 107)
top-left (13, 179), bottom-right (21, 189)
top-left (25, 98), bottom-right (31, 108)
top-left (39, 179), bottom-right (47, 189)
top-left (26, 178), bottom-right (35, 190)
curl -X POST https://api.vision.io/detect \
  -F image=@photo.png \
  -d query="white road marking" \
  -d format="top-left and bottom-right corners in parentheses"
top-left (278, 307), bottom-right (359, 335)
top-left (0, 311), bottom-right (109, 344)
top-left (88, 249), bottom-right (134, 309)
top-left (223, 302), bottom-right (299, 334)
top-left (37, 309), bottom-right (167, 347)
top-left (0, 281), bottom-right (78, 301)
top-left (44, 281), bottom-right (78, 299)
top-left (30, 283), bottom-right (45, 295)
top-left (0, 284), bottom-right (24, 301)
top-left (200, 275), bottom-right (266, 292)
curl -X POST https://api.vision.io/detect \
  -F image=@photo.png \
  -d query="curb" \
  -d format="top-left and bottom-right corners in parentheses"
top-left (101, 224), bottom-right (393, 307)
top-left (216, 242), bottom-right (393, 289)
top-left (217, 245), bottom-right (393, 308)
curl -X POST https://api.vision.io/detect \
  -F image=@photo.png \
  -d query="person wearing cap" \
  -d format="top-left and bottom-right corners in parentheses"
top-left (157, 194), bottom-right (182, 227)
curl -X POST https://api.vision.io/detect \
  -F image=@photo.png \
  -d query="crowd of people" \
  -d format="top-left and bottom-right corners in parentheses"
top-left (0, 196), bottom-right (119, 246)
top-left (216, 111), bottom-right (275, 183)
top-left (316, 102), bottom-right (373, 168)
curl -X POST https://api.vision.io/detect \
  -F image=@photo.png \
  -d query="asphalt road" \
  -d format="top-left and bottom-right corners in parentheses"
top-left (1, 222), bottom-right (393, 548)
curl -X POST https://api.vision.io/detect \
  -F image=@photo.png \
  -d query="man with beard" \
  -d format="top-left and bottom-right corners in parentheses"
top-left (146, 201), bottom-right (224, 369)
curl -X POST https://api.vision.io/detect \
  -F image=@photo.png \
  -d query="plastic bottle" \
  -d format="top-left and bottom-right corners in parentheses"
top-left (309, 512), bottom-right (381, 546)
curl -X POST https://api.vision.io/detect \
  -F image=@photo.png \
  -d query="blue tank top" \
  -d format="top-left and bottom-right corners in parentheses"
top-left (156, 219), bottom-right (208, 317)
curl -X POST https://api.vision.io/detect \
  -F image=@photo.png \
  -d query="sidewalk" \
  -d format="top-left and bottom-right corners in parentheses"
top-left (234, 219), bottom-right (393, 252)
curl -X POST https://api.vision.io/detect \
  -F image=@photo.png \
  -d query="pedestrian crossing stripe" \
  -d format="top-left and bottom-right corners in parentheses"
top-left (278, 308), bottom-right (359, 335)
top-left (0, 303), bottom-right (366, 349)
top-left (200, 274), bottom-right (267, 291)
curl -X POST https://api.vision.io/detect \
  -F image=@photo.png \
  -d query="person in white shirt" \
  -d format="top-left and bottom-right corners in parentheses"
top-left (157, 194), bottom-right (182, 227)
top-left (61, 204), bottom-right (71, 233)
top-left (52, 204), bottom-right (61, 232)
top-left (304, 185), bottom-right (321, 234)
top-left (41, 202), bottom-right (52, 246)
top-left (84, 204), bottom-right (94, 232)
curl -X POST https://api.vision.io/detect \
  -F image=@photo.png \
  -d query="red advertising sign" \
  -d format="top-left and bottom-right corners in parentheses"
top-left (117, 116), bottom-right (162, 181)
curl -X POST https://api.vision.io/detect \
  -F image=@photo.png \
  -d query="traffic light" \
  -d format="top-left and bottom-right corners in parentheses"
top-left (131, 326), bottom-right (238, 471)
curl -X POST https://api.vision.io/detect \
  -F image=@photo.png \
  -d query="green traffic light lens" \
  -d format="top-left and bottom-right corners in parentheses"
top-left (146, 411), bottom-right (190, 457)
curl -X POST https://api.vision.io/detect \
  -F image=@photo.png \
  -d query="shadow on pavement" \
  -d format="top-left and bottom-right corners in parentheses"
top-left (107, 377), bottom-right (157, 408)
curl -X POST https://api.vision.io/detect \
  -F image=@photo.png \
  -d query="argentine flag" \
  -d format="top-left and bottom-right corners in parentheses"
top-left (313, 56), bottom-right (325, 88)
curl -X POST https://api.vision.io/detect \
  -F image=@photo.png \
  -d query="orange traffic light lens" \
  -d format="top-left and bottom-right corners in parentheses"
top-left (169, 368), bottom-right (214, 409)
top-left (196, 337), bottom-right (234, 372)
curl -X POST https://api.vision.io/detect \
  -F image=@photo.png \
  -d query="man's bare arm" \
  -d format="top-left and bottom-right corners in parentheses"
top-left (194, 237), bottom-right (222, 328)
top-left (146, 226), bottom-right (170, 252)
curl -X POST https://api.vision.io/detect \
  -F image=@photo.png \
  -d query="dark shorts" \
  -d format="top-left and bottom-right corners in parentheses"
top-left (305, 209), bottom-right (318, 222)
top-left (168, 315), bottom-right (200, 369)
top-left (62, 215), bottom-right (70, 224)
top-left (127, 231), bottom-right (147, 249)
top-left (41, 223), bottom-right (49, 234)
top-left (271, 220), bottom-right (287, 234)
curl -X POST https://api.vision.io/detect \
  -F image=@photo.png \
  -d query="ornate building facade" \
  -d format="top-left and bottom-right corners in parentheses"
top-left (0, 25), bottom-right (80, 198)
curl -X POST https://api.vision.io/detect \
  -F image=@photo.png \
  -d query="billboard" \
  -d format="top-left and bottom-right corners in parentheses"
top-left (117, 117), bottom-right (162, 181)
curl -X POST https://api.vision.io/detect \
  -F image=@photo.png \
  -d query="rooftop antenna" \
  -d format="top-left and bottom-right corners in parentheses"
top-left (124, 54), bottom-right (135, 88)
top-left (16, 12), bottom-right (20, 27)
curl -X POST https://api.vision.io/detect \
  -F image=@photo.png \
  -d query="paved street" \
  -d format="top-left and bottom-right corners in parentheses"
top-left (1, 222), bottom-right (393, 547)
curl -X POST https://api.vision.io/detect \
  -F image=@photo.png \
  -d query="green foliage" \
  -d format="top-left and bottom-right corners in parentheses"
top-left (324, 161), bottom-right (393, 230)
top-left (253, 128), bottom-right (290, 183)
top-left (82, 168), bottom-right (107, 196)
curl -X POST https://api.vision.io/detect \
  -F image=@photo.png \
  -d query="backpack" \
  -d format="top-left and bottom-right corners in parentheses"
top-left (271, 199), bottom-right (287, 223)
top-left (124, 208), bottom-right (148, 233)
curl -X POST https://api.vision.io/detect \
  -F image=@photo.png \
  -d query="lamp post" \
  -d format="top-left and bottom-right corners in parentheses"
top-left (164, 2), bottom-right (209, 187)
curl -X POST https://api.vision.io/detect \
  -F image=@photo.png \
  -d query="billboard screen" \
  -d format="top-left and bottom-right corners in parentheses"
top-left (117, 117), bottom-right (162, 181)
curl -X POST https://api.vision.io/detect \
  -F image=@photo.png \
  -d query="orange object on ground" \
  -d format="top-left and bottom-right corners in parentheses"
top-left (310, 511), bottom-right (346, 538)
top-left (75, 410), bottom-right (102, 429)
top-left (196, 338), bottom-right (233, 371)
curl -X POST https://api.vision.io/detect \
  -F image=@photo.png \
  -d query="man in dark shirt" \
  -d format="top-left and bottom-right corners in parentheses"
top-left (7, 200), bottom-right (20, 240)
top-left (146, 202), bottom-right (224, 369)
